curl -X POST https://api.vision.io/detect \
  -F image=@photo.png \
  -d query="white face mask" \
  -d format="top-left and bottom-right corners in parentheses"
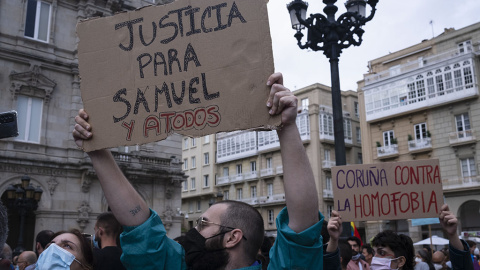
top-left (433, 263), bottom-right (443, 270)
top-left (415, 257), bottom-right (422, 263)
top-left (475, 247), bottom-right (479, 256)
top-left (371, 256), bottom-right (400, 270)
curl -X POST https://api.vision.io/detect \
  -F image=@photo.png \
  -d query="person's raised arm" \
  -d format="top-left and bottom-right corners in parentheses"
top-left (439, 204), bottom-right (463, 251)
top-left (326, 210), bottom-right (342, 253)
top-left (73, 109), bottom-right (149, 227)
top-left (266, 73), bottom-right (319, 233)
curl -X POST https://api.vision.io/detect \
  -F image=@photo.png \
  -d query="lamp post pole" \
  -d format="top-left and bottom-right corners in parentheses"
top-left (6, 175), bottom-right (43, 256)
top-left (287, 0), bottom-right (378, 237)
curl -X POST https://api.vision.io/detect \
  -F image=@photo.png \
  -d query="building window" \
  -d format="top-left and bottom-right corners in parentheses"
top-left (183, 180), bottom-right (188, 191)
top-left (223, 190), bottom-right (229, 200)
top-left (267, 210), bottom-right (274, 224)
top-left (458, 40), bottom-right (472, 54)
top-left (16, 95), bottom-right (43, 143)
top-left (357, 153), bottom-right (363, 164)
top-left (266, 157), bottom-right (272, 169)
top-left (188, 201), bottom-right (193, 213)
top-left (236, 188), bottom-right (243, 200)
top-left (324, 149), bottom-right (331, 161)
top-left (301, 98), bottom-right (309, 111)
top-left (250, 161), bottom-right (256, 172)
top-left (383, 130), bottom-right (395, 146)
top-left (191, 178), bottom-right (196, 190)
top-left (320, 113), bottom-right (334, 136)
top-left (191, 156), bottom-right (196, 168)
top-left (196, 200), bottom-right (201, 211)
top-left (414, 123), bottom-right (428, 140)
top-left (455, 113), bottom-right (471, 138)
top-left (183, 159), bottom-right (188, 170)
top-left (203, 175), bottom-right (209, 187)
top-left (327, 205), bottom-right (334, 219)
top-left (356, 127), bottom-right (361, 144)
top-left (251, 186), bottom-right (257, 198)
top-left (24, 0), bottom-right (51, 42)
top-left (223, 167), bottom-right (229, 176)
top-left (354, 101), bottom-right (359, 118)
top-left (191, 138), bottom-right (196, 147)
top-left (236, 164), bottom-right (242, 175)
top-left (326, 176), bottom-right (332, 190)
top-left (460, 158), bottom-right (476, 177)
top-left (204, 135), bottom-right (210, 144)
top-left (204, 153), bottom-right (209, 165)
top-left (267, 183), bottom-right (273, 197)
top-left (183, 138), bottom-right (189, 149)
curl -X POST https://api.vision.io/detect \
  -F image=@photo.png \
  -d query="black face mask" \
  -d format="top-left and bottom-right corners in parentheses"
top-left (182, 228), bottom-right (230, 270)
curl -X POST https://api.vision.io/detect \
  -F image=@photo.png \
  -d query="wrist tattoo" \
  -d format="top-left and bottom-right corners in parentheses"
top-left (129, 205), bottom-right (142, 216)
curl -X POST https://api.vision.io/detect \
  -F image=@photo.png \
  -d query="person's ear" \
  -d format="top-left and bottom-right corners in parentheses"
top-left (224, 229), bottom-right (244, 248)
top-left (36, 242), bottom-right (42, 253)
top-left (395, 256), bottom-right (406, 269)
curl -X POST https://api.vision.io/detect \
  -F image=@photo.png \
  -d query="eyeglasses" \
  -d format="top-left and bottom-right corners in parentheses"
top-left (195, 217), bottom-right (247, 241)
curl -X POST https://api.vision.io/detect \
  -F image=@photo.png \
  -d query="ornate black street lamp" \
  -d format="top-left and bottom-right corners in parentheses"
top-left (6, 175), bottom-right (43, 256)
top-left (287, 0), bottom-right (378, 235)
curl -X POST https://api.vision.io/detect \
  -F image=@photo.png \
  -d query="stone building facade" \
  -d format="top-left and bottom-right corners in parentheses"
top-left (358, 22), bottom-right (480, 242)
top-left (0, 0), bottom-right (184, 252)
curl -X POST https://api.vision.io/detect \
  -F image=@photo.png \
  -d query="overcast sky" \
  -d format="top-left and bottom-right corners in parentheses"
top-left (267, 0), bottom-right (480, 92)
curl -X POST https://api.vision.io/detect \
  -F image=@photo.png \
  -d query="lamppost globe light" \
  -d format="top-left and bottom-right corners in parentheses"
top-left (21, 175), bottom-right (30, 189)
top-left (6, 185), bottom-right (16, 200)
top-left (345, 0), bottom-right (367, 17)
top-left (25, 184), bottom-right (35, 199)
top-left (34, 185), bottom-right (43, 202)
top-left (287, 0), bottom-right (308, 31)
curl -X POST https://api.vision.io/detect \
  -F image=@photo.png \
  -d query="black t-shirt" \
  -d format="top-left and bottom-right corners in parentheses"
top-left (93, 246), bottom-right (127, 270)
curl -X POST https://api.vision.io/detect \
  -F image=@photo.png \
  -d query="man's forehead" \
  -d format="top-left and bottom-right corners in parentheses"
top-left (202, 203), bottom-right (228, 221)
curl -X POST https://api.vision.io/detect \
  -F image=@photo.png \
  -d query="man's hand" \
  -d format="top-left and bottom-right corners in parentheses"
top-left (439, 204), bottom-right (464, 251)
top-left (266, 73), bottom-right (297, 127)
top-left (327, 210), bottom-right (343, 242)
top-left (439, 204), bottom-right (458, 237)
top-left (325, 210), bottom-right (342, 253)
top-left (73, 109), bottom-right (92, 149)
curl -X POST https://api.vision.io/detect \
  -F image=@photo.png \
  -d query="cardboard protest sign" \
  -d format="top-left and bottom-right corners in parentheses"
top-left (77, 0), bottom-right (278, 152)
top-left (332, 159), bottom-right (444, 222)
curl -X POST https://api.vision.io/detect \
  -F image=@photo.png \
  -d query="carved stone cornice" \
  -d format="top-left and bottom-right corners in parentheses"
top-left (9, 65), bottom-right (57, 103)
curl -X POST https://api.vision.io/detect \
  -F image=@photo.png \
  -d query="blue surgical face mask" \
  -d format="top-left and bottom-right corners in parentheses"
top-left (35, 243), bottom-right (86, 270)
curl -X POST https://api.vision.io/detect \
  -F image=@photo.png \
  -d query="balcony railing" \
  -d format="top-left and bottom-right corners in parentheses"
top-left (449, 130), bottom-right (476, 145)
top-left (216, 176), bottom-right (230, 185)
top-left (240, 197), bottom-right (259, 205)
top-left (260, 168), bottom-right (275, 177)
top-left (323, 189), bottom-right (333, 199)
top-left (442, 176), bottom-right (480, 190)
top-left (377, 144), bottom-right (399, 158)
top-left (258, 194), bottom-right (286, 204)
top-left (243, 171), bottom-right (259, 181)
top-left (276, 166), bottom-right (283, 175)
top-left (322, 160), bottom-right (336, 169)
top-left (408, 137), bottom-right (432, 152)
top-left (230, 174), bottom-right (244, 183)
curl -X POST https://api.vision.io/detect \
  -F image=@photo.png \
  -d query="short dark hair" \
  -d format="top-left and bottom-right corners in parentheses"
top-left (347, 236), bottom-right (361, 247)
top-left (96, 212), bottom-right (122, 238)
top-left (215, 200), bottom-right (264, 261)
top-left (36, 230), bottom-right (54, 250)
top-left (50, 229), bottom-right (94, 269)
top-left (371, 230), bottom-right (414, 270)
top-left (466, 240), bottom-right (477, 248)
top-left (339, 240), bottom-right (352, 268)
top-left (362, 244), bottom-right (374, 256)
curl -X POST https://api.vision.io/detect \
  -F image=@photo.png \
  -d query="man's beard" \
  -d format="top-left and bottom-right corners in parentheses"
top-left (189, 234), bottom-right (230, 270)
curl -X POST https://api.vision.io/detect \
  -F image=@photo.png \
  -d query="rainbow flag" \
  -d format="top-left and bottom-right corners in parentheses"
top-left (351, 222), bottom-right (363, 245)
